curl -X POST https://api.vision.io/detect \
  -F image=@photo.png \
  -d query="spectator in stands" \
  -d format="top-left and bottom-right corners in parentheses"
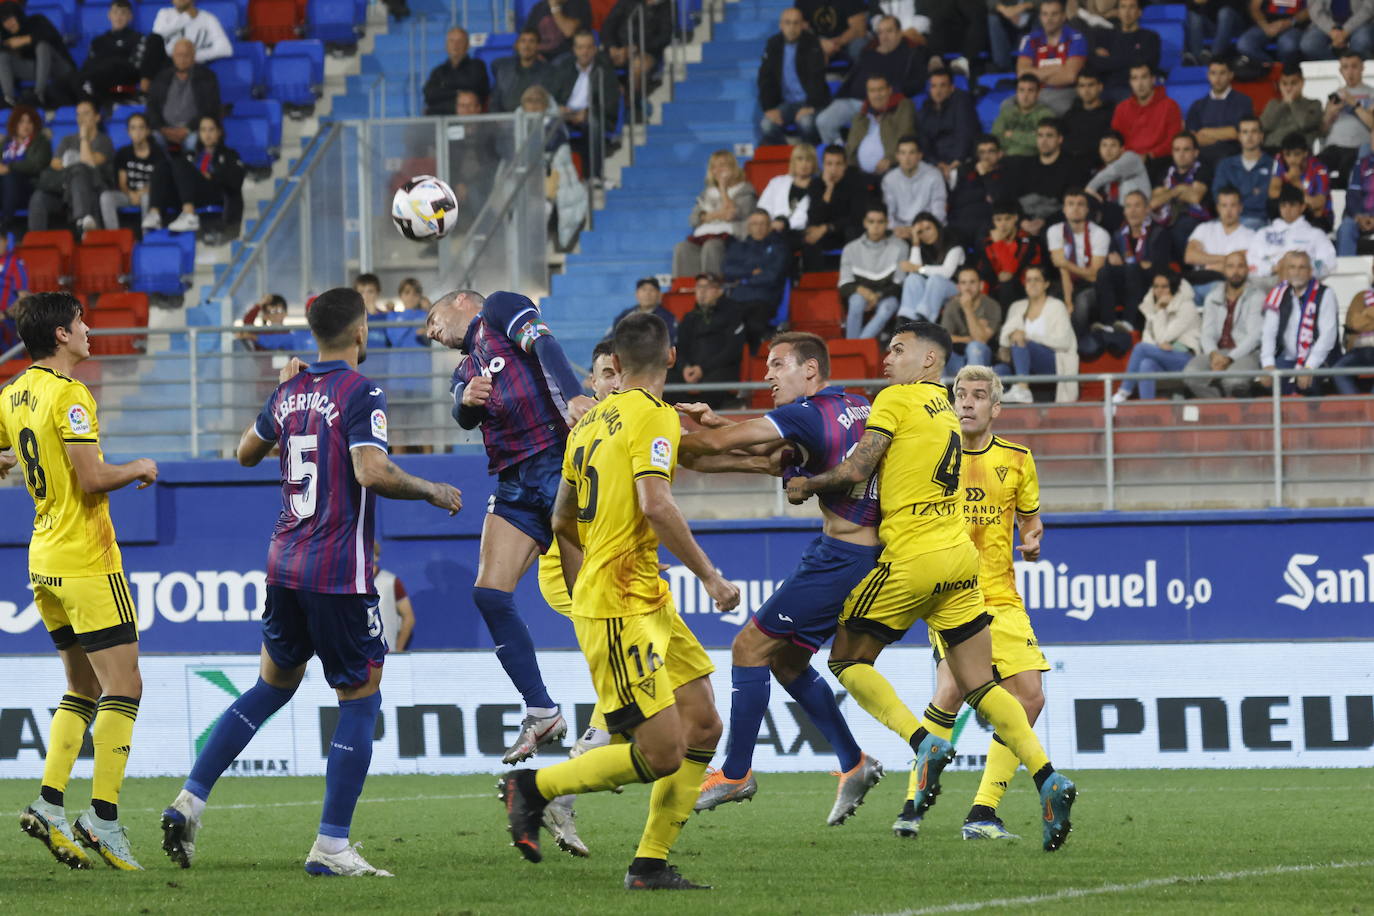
top-left (758, 142), bottom-right (819, 245)
top-left (1152, 131), bottom-right (1213, 259)
top-left (395, 277), bottom-right (431, 313)
top-left (988, 0), bottom-right (1036, 72)
top-left (840, 204), bottom-right (907, 338)
top-left (668, 272), bottom-right (746, 408)
top-left (1337, 133), bottom-right (1374, 253)
top-left (798, 0), bottom-right (870, 62)
top-left (102, 114), bottom-right (165, 229)
top-left (1086, 129), bottom-right (1149, 231)
top-left (940, 266), bottom-right (1002, 374)
top-left (724, 209), bottom-right (791, 346)
top-left (372, 543), bottom-right (416, 652)
top-left (602, 0), bottom-right (674, 102)
top-left (978, 200), bottom-right (1047, 308)
top-left (1214, 116), bottom-right (1276, 229)
top-left (1063, 71), bottom-right (1114, 163)
top-left (73, 0), bottom-right (168, 106)
top-left (491, 30), bottom-right (554, 112)
top-left (992, 74), bottom-right (1055, 159)
top-left (522, 84), bottom-right (587, 251)
top-left (1260, 63), bottom-right (1323, 153)
top-left (152, 0), bottom-right (231, 63)
top-left (997, 264), bottom-right (1079, 403)
top-left (351, 272), bottom-right (393, 351)
top-left (897, 212), bottom-right (964, 321)
top-left (1111, 270), bottom-right (1201, 404)
top-left (1237, 0), bottom-right (1312, 66)
top-left (146, 114), bottom-right (244, 236)
top-left (1252, 184), bottom-right (1338, 278)
top-left (815, 15), bottom-right (923, 145)
top-left (1185, 0), bottom-right (1247, 67)
top-left (1303, 0), bottom-right (1374, 58)
top-left (883, 136), bottom-right (946, 239)
top-left (919, 0), bottom-right (987, 80)
top-left (917, 71), bottom-right (977, 183)
top-left (0, 234), bottom-right (27, 351)
top-left (1331, 271), bottom-right (1374, 392)
top-left (1112, 63), bottom-right (1183, 161)
top-left (551, 31), bottom-right (620, 180)
top-left (456, 89), bottom-right (481, 115)
top-left (522, 0), bottom-right (589, 64)
top-left (1184, 187), bottom-right (1257, 299)
top-left (1006, 119), bottom-right (1087, 227)
top-left (1016, 0), bottom-right (1088, 116)
top-left (1071, 0), bottom-right (1121, 28)
top-left (28, 101), bottom-right (114, 233)
top-left (844, 75), bottom-right (916, 177)
top-left (1318, 49), bottom-right (1374, 184)
top-left (948, 135), bottom-right (1008, 245)
top-left (1184, 251), bottom-right (1265, 397)
top-left (1269, 130), bottom-right (1332, 229)
top-left (672, 149), bottom-right (757, 278)
top-left (1049, 186), bottom-right (1110, 333)
top-left (757, 7), bottom-right (829, 146)
top-left (608, 277), bottom-right (678, 344)
top-left (423, 27), bottom-right (490, 114)
top-left (802, 143), bottom-right (867, 269)
top-left (0, 106), bottom-right (48, 232)
top-left (147, 38), bottom-right (222, 150)
top-left (0, 2), bottom-right (75, 109)
top-left (1260, 249), bottom-right (1341, 393)
top-left (1094, 189), bottom-right (1170, 333)
top-left (1187, 59), bottom-right (1254, 169)
top-left (236, 294), bottom-right (296, 351)
top-left (871, 0), bottom-right (932, 45)
top-left (1087, 0), bottom-right (1160, 104)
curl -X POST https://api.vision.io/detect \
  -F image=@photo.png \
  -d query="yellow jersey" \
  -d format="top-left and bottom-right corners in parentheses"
top-left (865, 380), bottom-right (966, 557)
top-left (0, 365), bottom-right (122, 576)
top-left (961, 436), bottom-right (1039, 609)
top-left (537, 541), bottom-right (573, 616)
top-left (561, 387), bottom-right (679, 619)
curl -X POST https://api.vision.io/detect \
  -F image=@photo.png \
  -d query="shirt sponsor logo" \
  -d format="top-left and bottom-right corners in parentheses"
top-left (371, 409), bottom-right (388, 443)
top-left (650, 436), bottom-right (672, 470)
top-left (67, 404), bottom-right (91, 435)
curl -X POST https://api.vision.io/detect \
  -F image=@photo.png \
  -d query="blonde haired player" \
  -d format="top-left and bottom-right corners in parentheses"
top-left (892, 364), bottom-right (1050, 840)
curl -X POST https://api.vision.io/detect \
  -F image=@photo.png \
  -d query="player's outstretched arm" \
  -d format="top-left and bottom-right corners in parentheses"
top-left (636, 475), bottom-right (740, 611)
top-left (678, 417), bottom-right (779, 457)
top-left (351, 447), bottom-right (463, 514)
top-left (551, 479), bottom-right (584, 596)
top-left (65, 442), bottom-right (157, 493)
top-left (786, 429), bottom-right (889, 504)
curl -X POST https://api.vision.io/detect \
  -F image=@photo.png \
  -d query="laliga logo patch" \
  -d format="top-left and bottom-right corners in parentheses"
top-left (371, 409), bottom-right (388, 442)
top-left (650, 436), bottom-right (672, 470)
top-left (67, 404), bottom-right (92, 435)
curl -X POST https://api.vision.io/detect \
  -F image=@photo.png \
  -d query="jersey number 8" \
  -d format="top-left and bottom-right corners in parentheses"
top-left (18, 428), bottom-right (47, 499)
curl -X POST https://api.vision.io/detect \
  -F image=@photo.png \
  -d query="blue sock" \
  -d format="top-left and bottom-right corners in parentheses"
top-left (472, 586), bottom-right (555, 709)
top-left (722, 665), bottom-right (771, 780)
top-left (783, 666), bottom-right (863, 772)
top-left (185, 677), bottom-right (295, 800)
top-left (319, 691), bottom-right (381, 840)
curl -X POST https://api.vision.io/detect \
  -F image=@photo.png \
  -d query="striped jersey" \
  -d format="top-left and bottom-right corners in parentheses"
top-left (450, 292), bottom-right (570, 473)
top-left (253, 360), bottom-right (389, 595)
top-left (1016, 25), bottom-right (1087, 68)
top-left (765, 386), bottom-right (880, 528)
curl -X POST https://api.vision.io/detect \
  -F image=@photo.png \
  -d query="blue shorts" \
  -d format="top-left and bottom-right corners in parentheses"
top-left (261, 585), bottom-right (387, 689)
top-left (488, 444), bottom-right (563, 552)
top-left (753, 535), bottom-right (883, 653)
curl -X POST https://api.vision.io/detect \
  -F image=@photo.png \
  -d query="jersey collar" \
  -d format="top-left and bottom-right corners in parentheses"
top-left (805, 385), bottom-right (845, 401)
top-left (28, 364), bottom-right (74, 382)
top-left (307, 359), bottom-right (350, 374)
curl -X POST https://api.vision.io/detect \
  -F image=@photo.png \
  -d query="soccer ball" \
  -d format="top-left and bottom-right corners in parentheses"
top-left (391, 175), bottom-right (458, 241)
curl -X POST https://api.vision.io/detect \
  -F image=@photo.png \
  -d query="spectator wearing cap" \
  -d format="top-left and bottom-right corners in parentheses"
top-left (723, 209), bottom-right (791, 347)
top-left (491, 30), bottom-right (554, 112)
top-left (522, 0), bottom-right (590, 64)
top-left (843, 75), bottom-right (916, 177)
top-left (0, 1), bottom-right (75, 108)
top-left (1303, 0), bottom-right (1374, 59)
top-left (1015, 0), bottom-right (1088, 116)
top-left (758, 7), bottom-right (829, 146)
top-left (1269, 129), bottom-right (1332, 230)
top-left (1086, 0), bottom-right (1160, 104)
top-left (802, 143), bottom-right (868, 270)
top-left (423, 27), bottom-right (491, 114)
top-left (1186, 58), bottom-right (1254, 169)
top-left (917, 70), bottom-right (978, 184)
top-left (668, 273), bottom-right (747, 409)
top-left (151, 0), bottom-right (232, 63)
top-left (1260, 64), bottom-right (1323, 154)
top-left (72, 0), bottom-right (168, 106)
top-left (1236, 0), bottom-right (1313, 67)
top-left (608, 277), bottom-right (679, 344)
top-left (1111, 63), bottom-right (1183, 161)
top-left (882, 136), bottom-right (946, 241)
top-left (992, 74), bottom-right (1055, 159)
top-left (815, 14), bottom-right (924, 145)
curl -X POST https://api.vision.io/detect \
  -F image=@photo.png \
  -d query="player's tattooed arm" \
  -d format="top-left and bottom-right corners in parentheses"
top-left (786, 430), bottom-right (888, 503)
top-left (352, 447), bottom-right (463, 514)
top-left (551, 479), bottom-right (584, 596)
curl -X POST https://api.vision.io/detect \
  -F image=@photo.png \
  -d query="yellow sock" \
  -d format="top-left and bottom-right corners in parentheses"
top-left (41, 692), bottom-right (96, 800)
top-left (904, 759), bottom-right (920, 801)
top-left (589, 705), bottom-right (609, 734)
top-left (972, 734), bottom-right (1020, 811)
top-left (919, 703), bottom-right (957, 742)
top-left (633, 748), bottom-right (713, 861)
top-left (833, 662), bottom-right (922, 743)
top-left (965, 682), bottom-right (1049, 775)
top-left (536, 743), bottom-right (653, 799)
top-left (91, 696), bottom-right (138, 814)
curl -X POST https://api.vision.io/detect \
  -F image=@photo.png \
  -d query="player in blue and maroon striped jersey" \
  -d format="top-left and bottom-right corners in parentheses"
top-left (427, 289), bottom-right (596, 764)
top-left (161, 287), bottom-right (462, 877)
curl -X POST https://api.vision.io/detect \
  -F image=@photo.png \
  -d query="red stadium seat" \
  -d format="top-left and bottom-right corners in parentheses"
top-left (663, 291), bottom-right (695, 320)
top-left (81, 229), bottom-right (136, 273)
top-left (826, 337), bottom-right (880, 380)
top-left (249, 0), bottom-right (300, 46)
top-left (21, 230), bottom-right (74, 272)
top-left (589, 0), bottom-right (617, 30)
top-left (73, 244), bottom-right (126, 294)
top-left (14, 246), bottom-right (63, 291)
top-left (789, 288), bottom-right (842, 338)
top-left (745, 160), bottom-right (788, 196)
top-left (95, 292), bottom-right (150, 328)
top-left (753, 145), bottom-right (792, 162)
top-left (798, 271), bottom-right (839, 289)
top-left (86, 307), bottom-right (139, 356)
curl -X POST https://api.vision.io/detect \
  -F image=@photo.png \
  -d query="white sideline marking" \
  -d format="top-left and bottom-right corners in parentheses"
top-left (866, 859), bottom-right (1374, 916)
top-left (123, 793), bottom-right (491, 815)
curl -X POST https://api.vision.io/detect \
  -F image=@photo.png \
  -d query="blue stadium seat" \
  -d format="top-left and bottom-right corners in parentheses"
top-left (232, 41), bottom-right (269, 93)
top-left (232, 98), bottom-right (283, 150)
top-left (200, 0), bottom-right (243, 37)
top-left (307, 0), bottom-right (361, 45)
top-left (79, 3), bottom-right (110, 44)
top-left (1171, 82), bottom-right (1211, 114)
top-left (131, 242), bottom-right (185, 295)
top-left (211, 57), bottom-right (258, 103)
top-left (224, 114), bottom-right (272, 168)
top-left (142, 229), bottom-right (196, 276)
top-left (29, 1), bottom-right (75, 40)
top-left (265, 54), bottom-right (314, 106)
top-left (107, 116), bottom-right (132, 151)
top-left (48, 107), bottom-right (78, 139)
top-left (134, 2), bottom-right (160, 35)
top-left (1142, 4), bottom-right (1187, 24)
top-left (272, 38), bottom-right (325, 89)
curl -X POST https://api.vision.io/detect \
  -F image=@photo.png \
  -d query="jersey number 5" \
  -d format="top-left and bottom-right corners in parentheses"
top-left (932, 431), bottom-right (962, 496)
top-left (570, 438), bottom-right (603, 522)
top-left (18, 428), bottom-right (46, 499)
top-left (287, 434), bottom-right (318, 518)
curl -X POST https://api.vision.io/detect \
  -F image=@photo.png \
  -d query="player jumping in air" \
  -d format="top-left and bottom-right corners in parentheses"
top-left (427, 290), bottom-right (595, 763)
top-left (893, 365), bottom-right (1051, 840)
top-left (160, 288), bottom-right (463, 876)
top-left (1, 292), bottom-right (158, 871)
top-left (676, 331), bottom-right (886, 825)
top-left (500, 312), bottom-right (738, 890)
top-left (787, 320), bottom-right (1077, 852)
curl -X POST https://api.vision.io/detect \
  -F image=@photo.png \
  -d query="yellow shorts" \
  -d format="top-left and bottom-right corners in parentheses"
top-left (840, 540), bottom-right (985, 644)
top-left (572, 601), bottom-right (715, 735)
top-left (930, 602), bottom-right (1049, 679)
top-left (31, 571), bottom-right (139, 652)
top-left (537, 554), bottom-right (573, 617)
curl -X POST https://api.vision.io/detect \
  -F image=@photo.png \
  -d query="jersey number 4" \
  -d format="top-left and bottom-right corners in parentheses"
top-left (288, 434), bottom-right (318, 518)
top-left (570, 438), bottom-right (603, 522)
top-left (932, 431), bottom-right (962, 497)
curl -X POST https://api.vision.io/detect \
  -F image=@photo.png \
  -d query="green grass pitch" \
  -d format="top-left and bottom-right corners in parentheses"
top-left (3, 769), bottom-right (1371, 914)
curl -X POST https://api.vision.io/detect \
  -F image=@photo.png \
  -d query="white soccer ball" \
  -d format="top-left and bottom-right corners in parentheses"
top-left (391, 175), bottom-right (459, 241)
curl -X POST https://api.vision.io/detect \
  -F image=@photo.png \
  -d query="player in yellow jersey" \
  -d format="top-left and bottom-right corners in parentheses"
top-left (893, 364), bottom-right (1051, 841)
top-left (499, 312), bottom-right (739, 890)
top-left (0, 293), bottom-right (158, 871)
top-left (787, 320), bottom-right (1077, 852)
